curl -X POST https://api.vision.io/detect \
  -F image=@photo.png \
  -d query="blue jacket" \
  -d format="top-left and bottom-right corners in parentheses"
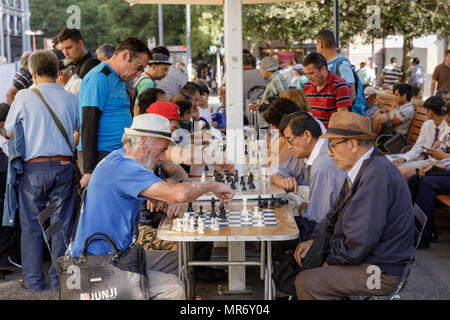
top-left (324, 148), bottom-right (415, 276)
top-left (2, 123), bottom-right (25, 227)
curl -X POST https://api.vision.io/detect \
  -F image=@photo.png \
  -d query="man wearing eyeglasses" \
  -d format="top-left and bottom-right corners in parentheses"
top-left (78, 38), bottom-right (151, 188)
top-left (294, 112), bottom-right (414, 300)
top-left (272, 111), bottom-right (346, 262)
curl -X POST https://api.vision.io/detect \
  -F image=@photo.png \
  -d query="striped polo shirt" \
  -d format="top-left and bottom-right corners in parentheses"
top-left (303, 71), bottom-right (352, 128)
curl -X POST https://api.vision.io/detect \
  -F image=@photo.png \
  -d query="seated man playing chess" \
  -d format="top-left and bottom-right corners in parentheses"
top-left (272, 112), bottom-right (346, 262)
top-left (70, 114), bottom-right (233, 300)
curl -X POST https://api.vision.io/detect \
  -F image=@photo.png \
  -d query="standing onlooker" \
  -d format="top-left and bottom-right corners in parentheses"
top-left (430, 50), bottom-right (450, 96)
top-left (0, 103), bottom-right (10, 278)
top-left (95, 43), bottom-right (116, 62)
top-left (380, 57), bottom-right (403, 89)
top-left (5, 52), bottom-right (33, 105)
top-left (412, 57), bottom-right (426, 92)
top-left (316, 30), bottom-right (367, 115)
top-left (78, 38), bottom-right (151, 188)
top-left (4, 50), bottom-right (79, 292)
top-left (134, 46), bottom-right (171, 107)
top-left (57, 28), bottom-right (100, 79)
top-left (356, 60), bottom-right (376, 87)
top-left (294, 64), bottom-right (308, 90)
top-left (156, 63), bottom-right (188, 101)
top-left (302, 52), bottom-right (352, 128)
top-left (249, 56), bottom-right (288, 112)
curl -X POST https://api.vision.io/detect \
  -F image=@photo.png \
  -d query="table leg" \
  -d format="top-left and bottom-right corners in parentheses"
top-left (178, 241), bottom-right (183, 279)
top-left (260, 241), bottom-right (266, 280)
top-left (267, 240), bottom-right (273, 300)
top-left (228, 241), bottom-right (246, 292)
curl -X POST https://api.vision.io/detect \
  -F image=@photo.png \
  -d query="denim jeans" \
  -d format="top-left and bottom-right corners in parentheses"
top-left (18, 161), bottom-right (75, 291)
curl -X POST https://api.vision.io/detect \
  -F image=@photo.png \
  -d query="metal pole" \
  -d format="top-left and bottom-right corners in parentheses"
top-left (186, 4), bottom-right (192, 80)
top-left (334, 0), bottom-right (339, 49)
top-left (158, 4), bottom-right (164, 46)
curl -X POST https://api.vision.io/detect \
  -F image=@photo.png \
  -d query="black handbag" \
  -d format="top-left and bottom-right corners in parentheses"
top-left (56, 233), bottom-right (149, 300)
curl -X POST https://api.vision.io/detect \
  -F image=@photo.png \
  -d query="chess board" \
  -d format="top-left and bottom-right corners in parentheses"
top-left (177, 209), bottom-right (277, 228)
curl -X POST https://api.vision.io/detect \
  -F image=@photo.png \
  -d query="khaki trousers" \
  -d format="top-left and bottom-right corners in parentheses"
top-left (295, 264), bottom-right (400, 300)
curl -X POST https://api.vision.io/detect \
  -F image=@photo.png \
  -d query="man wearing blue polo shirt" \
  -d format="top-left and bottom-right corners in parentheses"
top-left (78, 38), bottom-right (151, 188)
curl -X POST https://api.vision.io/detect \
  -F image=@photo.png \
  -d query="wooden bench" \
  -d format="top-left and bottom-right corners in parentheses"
top-left (376, 92), bottom-right (396, 113)
top-left (402, 101), bottom-right (427, 151)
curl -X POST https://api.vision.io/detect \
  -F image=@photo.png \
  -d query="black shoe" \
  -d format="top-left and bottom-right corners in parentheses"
top-left (195, 267), bottom-right (227, 283)
top-left (417, 238), bottom-right (431, 249)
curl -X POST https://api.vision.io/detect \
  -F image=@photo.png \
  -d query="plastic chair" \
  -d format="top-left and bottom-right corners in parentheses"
top-left (37, 202), bottom-right (68, 269)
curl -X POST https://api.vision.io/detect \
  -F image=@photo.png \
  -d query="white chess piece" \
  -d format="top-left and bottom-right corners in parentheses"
top-left (197, 218), bottom-right (205, 233)
top-left (182, 218), bottom-right (189, 232)
top-left (201, 172), bottom-right (206, 182)
top-left (172, 218), bottom-right (178, 231)
top-left (211, 218), bottom-right (220, 231)
top-left (256, 213), bottom-right (264, 226)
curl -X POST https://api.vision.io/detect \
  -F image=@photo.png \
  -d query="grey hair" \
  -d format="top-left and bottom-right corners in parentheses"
top-left (121, 134), bottom-right (157, 153)
top-left (358, 140), bottom-right (375, 148)
top-left (28, 50), bottom-right (59, 79)
top-left (95, 43), bottom-right (116, 60)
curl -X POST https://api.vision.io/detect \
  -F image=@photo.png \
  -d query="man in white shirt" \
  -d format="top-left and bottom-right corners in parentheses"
top-left (392, 96), bottom-right (447, 179)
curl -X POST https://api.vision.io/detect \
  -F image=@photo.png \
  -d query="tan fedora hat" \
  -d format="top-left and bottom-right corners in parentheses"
top-left (320, 111), bottom-right (377, 141)
top-left (124, 113), bottom-right (176, 146)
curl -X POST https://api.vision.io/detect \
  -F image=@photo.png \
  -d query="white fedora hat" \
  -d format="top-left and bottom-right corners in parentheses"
top-left (124, 113), bottom-right (176, 146)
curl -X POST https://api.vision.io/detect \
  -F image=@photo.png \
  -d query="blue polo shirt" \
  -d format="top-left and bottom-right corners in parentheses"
top-left (4, 83), bottom-right (79, 161)
top-left (78, 62), bottom-right (132, 152)
top-left (70, 149), bottom-right (162, 257)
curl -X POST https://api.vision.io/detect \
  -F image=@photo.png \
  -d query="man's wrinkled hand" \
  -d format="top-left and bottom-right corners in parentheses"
top-left (294, 239), bottom-right (315, 267)
top-left (280, 177), bottom-right (298, 193)
top-left (80, 173), bottom-right (91, 188)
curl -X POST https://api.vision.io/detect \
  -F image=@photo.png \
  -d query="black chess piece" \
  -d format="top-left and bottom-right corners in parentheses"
top-left (199, 205), bottom-right (204, 216)
top-left (234, 170), bottom-right (239, 183)
top-left (219, 203), bottom-right (226, 219)
top-left (188, 202), bottom-right (194, 212)
top-left (211, 197), bottom-right (216, 209)
top-left (230, 177), bottom-right (236, 190)
top-left (248, 174), bottom-right (256, 189)
top-left (270, 195), bottom-right (275, 209)
top-left (257, 195), bottom-right (263, 209)
top-left (240, 176), bottom-right (246, 186)
top-left (210, 206), bottom-right (217, 218)
top-left (262, 199), bottom-right (269, 208)
top-left (241, 183), bottom-right (247, 191)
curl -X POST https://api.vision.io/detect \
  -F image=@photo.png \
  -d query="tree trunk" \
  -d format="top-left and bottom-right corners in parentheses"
top-left (402, 35), bottom-right (414, 84)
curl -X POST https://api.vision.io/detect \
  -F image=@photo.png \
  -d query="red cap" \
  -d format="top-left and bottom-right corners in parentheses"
top-left (146, 101), bottom-right (181, 120)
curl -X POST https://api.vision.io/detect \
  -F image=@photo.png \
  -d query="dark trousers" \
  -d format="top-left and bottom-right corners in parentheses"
top-left (273, 216), bottom-right (317, 262)
top-left (408, 174), bottom-right (450, 240)
top-left (18, 161), bottom-right (75, 291)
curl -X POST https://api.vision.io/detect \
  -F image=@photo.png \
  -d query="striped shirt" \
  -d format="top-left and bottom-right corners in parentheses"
top-left (261, 70), bottom-right (288, 103)
top-left (303, 71), bottom-right (352, 128)
top-left (12, 68), bottom-right (33, 91)
top-left (382, 63), bottom-right (402, 87)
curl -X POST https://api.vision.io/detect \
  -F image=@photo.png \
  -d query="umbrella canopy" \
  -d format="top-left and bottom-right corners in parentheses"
top-left (127, 0), bottom-right (313, 5)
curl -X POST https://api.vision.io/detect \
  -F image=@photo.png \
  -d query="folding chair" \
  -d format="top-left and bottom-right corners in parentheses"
top-left (37, 202), bottom-right (68, 269)
top-left (350, 204), bottom-right (427, 300)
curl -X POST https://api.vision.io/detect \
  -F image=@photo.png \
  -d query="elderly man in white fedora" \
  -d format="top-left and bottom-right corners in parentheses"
top-left (70, 113), bottom-right (234, 300)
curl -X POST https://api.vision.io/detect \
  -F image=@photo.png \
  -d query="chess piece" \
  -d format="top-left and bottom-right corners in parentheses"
top-left (234, 170), bottom-right (239, 183)
top-left (257, 195), bottom-right (263, 209)
top-left (211, 218), bottom-right (220, 231)
top-left (199, 205), bottom-right (204, 216)
top-left (188, 218), bottom-right (196, 232)
top-left (187, 202), bottom-right (194, 212)
top-left (240, 176), bottom-right (246, 186)
top-left (256, 213), bottom-right (264, 226)
top-left (201, 172), bottom-right (206, 182)
top-left (230, 177), bottom-right (236, 190)
top-left (197, 218), bottom-right (205, 233)
top-left (248, 173), bottom-right (256, 189)
top-left (172, 218), bottom-right (178, 231)
top-left (270, 195), bottom-right (275, 209)
top-left (241, 183), bottom-right (247, 191)
top-left (219, 203), bottom-right (226, 219)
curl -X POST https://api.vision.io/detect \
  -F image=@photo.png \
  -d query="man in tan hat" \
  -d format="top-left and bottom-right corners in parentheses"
top-left (70, 113), bottom-right (233, 299)
top-left (294, 111), bottom-right (414, 300)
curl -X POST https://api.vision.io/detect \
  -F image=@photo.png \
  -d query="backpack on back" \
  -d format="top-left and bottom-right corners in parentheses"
top-left (331, 56), bottom-right (367, 116)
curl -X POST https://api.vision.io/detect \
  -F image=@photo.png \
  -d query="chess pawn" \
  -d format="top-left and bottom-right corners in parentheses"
top-left (254, 206), bottom-right (259, 217)
top-left (230, 177), bottom-right (236, 190)
top-left (172, 218), bottom-right (178, 231)
top-left (219, 203), bottom-right (227, 219)
top-left (257, 195), bottom-right (263, 209)
top-left (187, 202), bottom-right (194, 212)
top-left (197, 220), bottom-right (204, 234)
top-left (240, 176), bottom-right (246, 186)
top-left (199, 205), bottom-right (204, 216)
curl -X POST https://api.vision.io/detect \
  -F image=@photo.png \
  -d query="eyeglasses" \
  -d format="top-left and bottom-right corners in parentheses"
top-left (328, 139), bottom-right (351, 153)
top-left (131, 53), bottom-right (145, 73)
top-left (286, 135), bottom-right (298, 146)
